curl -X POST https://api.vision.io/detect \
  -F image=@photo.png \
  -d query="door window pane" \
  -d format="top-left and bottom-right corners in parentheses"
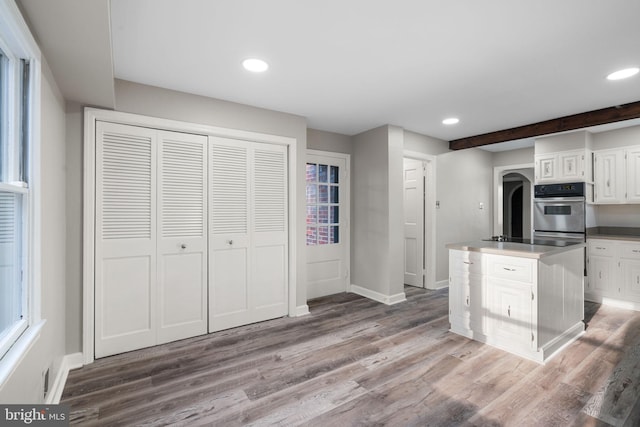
top-left (306, 226), bottom-right (317, 245)
top-left (330, 226), bottom-right (339, 244)
top-left (306, 163), bottom-right (316, 182)
top-left (330, 166), bottom-right (339, 184)
top-left (318, 185), bottom-right (328, 203)
top-left (306, 206), bottom-right (317, 224)
top-left (318, 164), bottom-right (328, 183)
top-left (330, 186), bottom-right (339, 204)
top-left (318, 226), bottom-right (329, 245)
top-left (318, 205), bottom-right (328, 224)
top-left (306, 184), bottom-right (317, 204)
top-left (330, 206), bottom-right (339, 224)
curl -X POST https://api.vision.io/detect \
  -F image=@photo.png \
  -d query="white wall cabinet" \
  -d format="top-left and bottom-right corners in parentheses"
top-left (593, 146), bottom-right (640, 204)
top-left (534, 149), bottom-right (587, 184)
top-left (448, 247), bottom-right (584, 363)
top-left (586, 239), bottom-right (640, 311)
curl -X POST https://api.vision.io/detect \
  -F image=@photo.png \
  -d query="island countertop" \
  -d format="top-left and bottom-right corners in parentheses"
top-left (445, 240), bottom-right (586, 259)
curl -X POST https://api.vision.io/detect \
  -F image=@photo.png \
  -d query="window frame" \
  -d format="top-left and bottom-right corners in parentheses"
top-left (0, 0), bottom-right (44, 386)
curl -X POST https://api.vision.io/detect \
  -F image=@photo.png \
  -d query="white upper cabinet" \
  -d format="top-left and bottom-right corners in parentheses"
top-left (593, 146), bottom-right (640, 204)
top-left (626, 147), bottom-right (640, 203)
top-left (534, 149), bottom-right (586, 184)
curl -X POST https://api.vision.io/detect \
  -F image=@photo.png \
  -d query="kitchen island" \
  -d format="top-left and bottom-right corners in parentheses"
top-left (446, 240), bottom-right (585, 363)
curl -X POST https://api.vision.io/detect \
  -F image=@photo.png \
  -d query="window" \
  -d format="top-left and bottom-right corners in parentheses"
top-left (306, 162), bottom-right (339, 245)
top-left (0, 1), bottom-right (38, 363)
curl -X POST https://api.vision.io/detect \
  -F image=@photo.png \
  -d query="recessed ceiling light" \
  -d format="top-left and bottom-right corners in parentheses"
top-left (442, 117), bottom-right (460, 125)
top-left (607, 67), bottom-right (639, 81)
top-left (242, 58), bottom-right (269, 73)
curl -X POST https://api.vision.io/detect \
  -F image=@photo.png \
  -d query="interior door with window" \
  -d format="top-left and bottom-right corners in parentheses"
top-left (306, 151), bottom-right (349, 300)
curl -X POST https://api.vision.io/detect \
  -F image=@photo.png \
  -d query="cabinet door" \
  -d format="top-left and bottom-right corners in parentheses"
top-left (559, 151), bottom-right (584, 181)
top-left (535, 154), bottom-right (557, 183)
top-left (487, 278), bottom-right (533, 350)
top-left (594, 150), bottom-right (625, 204)
top-left (622, 259), bottom-right (640, 302)
top-left (588, 255), bottom-right (616, 296)
top-left (449, 272), bottom-right (483, 332)
top-left (626, 148), bottom-right (640, 203)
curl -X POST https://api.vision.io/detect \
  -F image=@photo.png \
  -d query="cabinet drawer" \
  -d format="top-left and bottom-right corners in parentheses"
top-left (618, 243), bottom-right (640, 260)
top-left (450, 250), bottom-right (483, 274)
top-left (588, 240), bottom-right (615, 256)
top-left (486, 255), bottom-right (534, 283)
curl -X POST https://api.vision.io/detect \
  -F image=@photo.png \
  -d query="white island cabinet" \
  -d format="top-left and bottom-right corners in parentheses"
top-left (447, 241), bottom-right (585, 363)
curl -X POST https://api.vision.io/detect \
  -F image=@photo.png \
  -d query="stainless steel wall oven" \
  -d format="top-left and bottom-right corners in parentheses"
top-left (533, 182), bottom-right (586, 243)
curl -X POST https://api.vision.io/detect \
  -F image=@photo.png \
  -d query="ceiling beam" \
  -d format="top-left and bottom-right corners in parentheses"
top-left (449, 100), bottom-right (640, 150)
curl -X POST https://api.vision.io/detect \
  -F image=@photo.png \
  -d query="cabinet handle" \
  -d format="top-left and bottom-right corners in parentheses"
top-left (180, 243), bottom-right (187, 249)
top-left (595, 247), bottom-right (605, 250)
top-left (599, 271), bottom-right (602, 279)
top-left (632, 250), bottom-right (640, 253)
top-left (466, 296), bottom-right (469, 305)
top-left (227, 240), bottom-right (233, 245)
top-left (503, 267), bottom-right (516, 272)
top-left (508, 305), bottom-right (511, 317)
top-left (463, 261), bottom-right (473, 265)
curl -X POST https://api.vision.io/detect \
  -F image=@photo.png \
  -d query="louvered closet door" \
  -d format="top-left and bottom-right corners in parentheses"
top-left (95, 122), bottom-right (157, 358)
top-left (208, 137), bottom-right (288, 332)
top-left (157, 130), bottom-right (208, 344)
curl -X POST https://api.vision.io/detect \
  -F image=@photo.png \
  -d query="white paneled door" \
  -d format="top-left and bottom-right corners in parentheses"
top-left (157, 131), bottom-right (208, 344)
top-left (209, 137), bottom-right (288, 332)
top-left (95, 122), bottom-right (208, 358)
top-left (403, 158), bottom-right (424, 287)
top-left (305, 152), bottom-right (349, 300)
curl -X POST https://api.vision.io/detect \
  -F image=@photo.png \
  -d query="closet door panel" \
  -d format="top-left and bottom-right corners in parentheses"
top-left (251, 144), bottom-right (288, 316)
top-left (209, 138), bottom-right (251, 332)
top-left (157, 131), bottom-right (208, 344)
top-left (95, 121), bottom-right (157, 358)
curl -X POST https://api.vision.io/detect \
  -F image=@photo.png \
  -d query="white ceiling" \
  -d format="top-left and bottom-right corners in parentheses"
top-left (17, 0), bottom-right (640, 144)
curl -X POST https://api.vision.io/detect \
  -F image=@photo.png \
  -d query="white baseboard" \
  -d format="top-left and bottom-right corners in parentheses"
top-left (429, 279), bottom-right (449, 290)
top-left (349, 284), bottom-right (407, 305)
top-left (294, 304), bottom-right (310, 317)
top-left (46, 352), bottom-right (83, 404)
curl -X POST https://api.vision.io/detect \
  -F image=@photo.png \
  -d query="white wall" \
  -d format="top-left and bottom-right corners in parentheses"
top-left (435, 148), bottom-right (493, 283)
top-left (535, 131), bottom-right (590, 153)
top-left (592, 124), bottom-right (640, 149)
top-left (351, 125), bottom-right (404, 299)
top-left (593, 205), bottom-right (640, 227)
top-left (0, 61), bottom-right (67, 403)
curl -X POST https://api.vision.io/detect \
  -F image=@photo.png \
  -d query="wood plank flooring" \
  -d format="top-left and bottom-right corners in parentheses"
top-left (61, 286), bottom-right (640, 426)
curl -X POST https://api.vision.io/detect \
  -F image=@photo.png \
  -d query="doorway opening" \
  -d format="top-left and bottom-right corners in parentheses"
top-left (493, 165), bottom-right (534, 239)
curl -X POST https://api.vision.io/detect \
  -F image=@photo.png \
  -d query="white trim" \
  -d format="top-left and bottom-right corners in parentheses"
top-left (433, 279), bottom-right (450, 290)
top-left (349, 284), bottom-right (407, 305)
top-left (0, 320), bottom-right (45, 392)
top-left (294, 305), bottom-right (310, 317)
top-left (493, 163), bottom-right (534, 237)
top-left (45, 352), bottom-right (83, 404)
top-left (403, 150), bottom-right (437, 289)
top-left (83, 107), bottom-right (298, 364)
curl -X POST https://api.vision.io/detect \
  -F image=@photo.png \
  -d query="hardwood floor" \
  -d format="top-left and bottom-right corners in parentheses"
top-left (61, 286), bottom-right (640, 426)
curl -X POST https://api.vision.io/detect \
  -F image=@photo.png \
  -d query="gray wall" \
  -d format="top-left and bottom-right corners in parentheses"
top-left (0, 61), bottom-right (67, 403)
top-left (351, 125), bottom-right (404, 298)
top-left (435, 148), bottom-right (493, 283)
top-left (403, 129), bottom-right (449, 155)
top-left (492, 147), bottom-right (534, 166)
top-left (307, 128), bottom-right (352, 154)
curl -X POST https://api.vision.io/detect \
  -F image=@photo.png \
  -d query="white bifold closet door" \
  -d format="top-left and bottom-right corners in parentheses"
top-left (95, 121), bottom-right (208, 358)
top-left (209, 137), bottom-right (288, 332)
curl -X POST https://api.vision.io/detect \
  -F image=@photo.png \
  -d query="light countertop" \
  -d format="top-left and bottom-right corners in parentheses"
top-left (446, 240), bottom-right (586, 259)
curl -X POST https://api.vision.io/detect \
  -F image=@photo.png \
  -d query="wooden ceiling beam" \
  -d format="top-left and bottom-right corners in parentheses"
top-left (448, 100), bottom-right (640, 150)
